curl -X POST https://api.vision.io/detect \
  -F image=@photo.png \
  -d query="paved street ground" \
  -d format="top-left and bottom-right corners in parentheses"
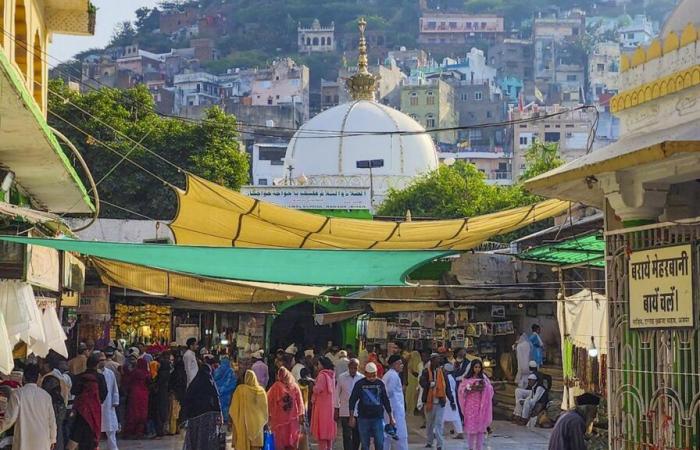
top-left (118, 415), bottom-right (552, 450)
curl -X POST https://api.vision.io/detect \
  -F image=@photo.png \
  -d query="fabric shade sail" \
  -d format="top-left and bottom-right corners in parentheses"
top-left (92, 259), bottom-right (327, 303)
top-left (0, 236), bottom-right (448, 287)
top-left (170, 174), bottom-right (572, 250)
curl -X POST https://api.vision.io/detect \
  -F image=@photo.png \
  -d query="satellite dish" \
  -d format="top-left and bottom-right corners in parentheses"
top-left (443, 157), bottom-right (456, 167)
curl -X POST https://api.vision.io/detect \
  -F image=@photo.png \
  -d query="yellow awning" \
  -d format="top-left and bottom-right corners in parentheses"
top-left (170, 174), bottom-right (571, 250)
top-left (92, 258), bottom-right (327, 304)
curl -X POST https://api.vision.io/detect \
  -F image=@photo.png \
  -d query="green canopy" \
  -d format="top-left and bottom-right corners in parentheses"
top-left (0, 236), bottom-right (449, 286)
top-left (517, 233), bottom-right (605, 268)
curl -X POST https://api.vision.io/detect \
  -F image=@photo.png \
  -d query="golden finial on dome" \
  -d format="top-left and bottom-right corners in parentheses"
top-left (346, 17), bottom-right (378, 101)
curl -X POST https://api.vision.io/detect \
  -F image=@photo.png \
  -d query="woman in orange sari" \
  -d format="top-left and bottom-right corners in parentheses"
top-left (267, 367), bottom-right (305, 450)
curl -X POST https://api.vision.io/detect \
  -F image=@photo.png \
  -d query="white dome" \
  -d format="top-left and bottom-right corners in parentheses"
top-left (286, 101), bottom-right (439, 184)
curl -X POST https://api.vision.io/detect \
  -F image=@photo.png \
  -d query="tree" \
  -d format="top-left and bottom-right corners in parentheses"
top-left (377, 141), bottom-right (564, 220)
top-left (109, 21), bottom-right (137, 47)
top-left (48, 80), bottom-right (249, 219)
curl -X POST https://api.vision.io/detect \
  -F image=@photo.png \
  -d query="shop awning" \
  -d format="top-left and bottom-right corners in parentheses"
top-left (93, 259), bottom-right (327, 304)
top-left (0, 236), bottom-right (448, 286)
top-left (170, 174), bottom-right (571, 250)
top-left (516, 233), bottom-right (605, 268)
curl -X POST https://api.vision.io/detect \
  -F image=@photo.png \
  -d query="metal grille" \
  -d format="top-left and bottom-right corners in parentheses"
top-left (607, 224), bottom-right (700, 449)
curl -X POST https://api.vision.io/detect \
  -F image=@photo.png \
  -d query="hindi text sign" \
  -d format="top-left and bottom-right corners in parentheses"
top-left (629, 244), bottom-right (694, 329)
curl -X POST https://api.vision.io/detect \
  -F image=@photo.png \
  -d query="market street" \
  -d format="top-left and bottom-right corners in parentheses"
top-left (117, 418), bottom-right (552, 450)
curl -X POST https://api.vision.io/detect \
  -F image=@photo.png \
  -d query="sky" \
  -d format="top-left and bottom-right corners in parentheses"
top-left (50, 0), bottom-right (159, 62)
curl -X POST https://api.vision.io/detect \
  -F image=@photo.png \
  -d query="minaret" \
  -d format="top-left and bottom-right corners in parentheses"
top-left (345, 18), bottom-right (378, 101)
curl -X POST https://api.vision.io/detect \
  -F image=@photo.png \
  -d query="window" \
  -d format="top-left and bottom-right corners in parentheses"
top-left (474, 91), bottom-right (483, 101)
top-left (519, 136), bottom-right (528, 146)
top-left (267, 96), bottom-right (273, 105)
top-left (460, 93), bottom-right (468, 101)
top-left (306, 37), bottom-right (311, 46)
top-left (565, 124), bottom-right (575, 128)
top-left (321, 37), bottom-right (325, 45)
top-left (449, 22), bottom-right (457, 29)
top-left (327, 37), bottom-right (332, 46)
top-left (426, 114), bottom-right (435, 128)
top-left (566, 132), bottom-right (573, 138)
top-left (566, 74), bottom-right (577, 81)
top-left (486, 111), bottom-right (492, 119)
top-left (258, 179), bottom-right (268, 185)
top-left (15, 0), bottom-right (28, 77)
top-left (410, 93), bottom-right (418, 106)
top-left (426, 91), bottom-right (435, 105)
top-left (544, 132), bottom-right (560, 143)
top-left (597, 63), bottom-right (605, 72)
top-left (627, 32), bottom-right (634, 40)
top-left (325, 95), bottom-right (332, 104)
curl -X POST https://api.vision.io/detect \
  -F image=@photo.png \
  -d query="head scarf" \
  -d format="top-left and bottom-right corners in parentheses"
top-left (231, 370), bottom-right (268, 450)
top-left (268, 367), bottom-right (304, 428)
top-left (213, 356), bottom-right (237, 420)
top-left (408, 351), bottom-right (422, 376)
top-left (182, 364), bottom-right (221, 421)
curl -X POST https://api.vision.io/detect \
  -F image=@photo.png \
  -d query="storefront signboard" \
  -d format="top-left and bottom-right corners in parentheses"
top-left (78, 286), bottom-right (110, 315)
top-left (241, 186), bottom-right (370, 210)
top-left (62, 252), bottom-right (85, 293)
top-left (629, 244), bottom-right (694, 329)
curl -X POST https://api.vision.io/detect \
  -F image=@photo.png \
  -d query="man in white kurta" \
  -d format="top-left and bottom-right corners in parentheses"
top-left (99, 352), bottom-right (120, 450)
top-left (183, 338), bottom-right (199, 387)
top-left (383, 355), bottom-right (408, 450)
top-left (0, 364), bottom-right (56, 450)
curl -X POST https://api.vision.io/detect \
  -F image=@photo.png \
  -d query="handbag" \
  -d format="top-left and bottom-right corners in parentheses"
top-left (263, 430), bottom-right (275, 450)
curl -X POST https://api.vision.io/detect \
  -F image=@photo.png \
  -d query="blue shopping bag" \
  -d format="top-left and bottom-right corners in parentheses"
top-left (263, 430), bottom-right (275, 450)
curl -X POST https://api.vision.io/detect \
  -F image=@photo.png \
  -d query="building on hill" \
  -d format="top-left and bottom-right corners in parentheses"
top-left (387, 48), bottom-right (428, 73)
top-left (617, 15), bottom-right (655, 49)
top-left (159, 4), bottom-right (199, 35)
top-left (511, 105), bottom-right (594, 179)
top-left (488, 38), bottom-right (534, 90)
top-left (320, 79), bottom-right (340, 112)
top-left (298, 19), bottom-right (335, 54)
top-left (418, 13), bottom-right (505, 49)
top-left (250, 58), bottom-right (310, 123)
top-left (588, 41), bottom-right (621, 103)
top-left (400, 78), bottom-right (458, 145)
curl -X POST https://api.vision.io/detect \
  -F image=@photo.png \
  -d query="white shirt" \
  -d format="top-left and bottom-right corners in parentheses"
top-left (291, 363), bottom-right (305, 381)
top-left (101, 367), bottom-right (120, 432)
top-left (383, 368), bottom-right (408, 447)
top-left (334, 371), bottom-right (364, 418)
top-left (184, 349), bottom-right (198, 387)
top-left (0, 383), bottom-right (56, 450)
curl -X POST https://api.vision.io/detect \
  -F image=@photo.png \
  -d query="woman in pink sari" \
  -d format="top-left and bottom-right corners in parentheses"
top-left (457, 359), bottom-right (494, 450)
top-left (310, 356), bottom-right (336, 450)
top-left (268, 367), bottom-right (305, 450)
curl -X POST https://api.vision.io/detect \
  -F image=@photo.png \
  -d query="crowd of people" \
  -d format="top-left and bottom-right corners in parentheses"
top-left (0, 336), bottom-right (598, 450)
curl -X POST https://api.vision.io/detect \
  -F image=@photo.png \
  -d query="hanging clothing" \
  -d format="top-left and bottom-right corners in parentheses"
top-left (231, 370), bottom-right (268, 450)
top-left (405, 351), bottom-right (422, 415)
top-left (213, 357), bottom-right (237, 424)
top-left (123, 358), bottom-right (150, 438)
top-left (310, 369), bottom-right (337, 442)
top-left (182, 364), bottom-right (221, 450)
top-left (268, 367), bottom-right (305, 450)
top-left (383, 368), bottom-right (408, 450)
top-left (458, 375), bottom-right (494, 435)
top-left (0, 383), bottom-right (56, 450)
top-left (100, 367), bottom-right (119, 450)
top-left (515, 333), bottom-right (533, 388)
top-left (71, 369), bottom-right (108, 450)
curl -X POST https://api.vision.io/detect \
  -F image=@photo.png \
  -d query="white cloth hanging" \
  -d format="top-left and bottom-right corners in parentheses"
top-left (40, 305), bottom-right (68, 359)
top-left (0, 280), bottom-right (31, 345)
top-left (0, 311), bottom-right (14, 375)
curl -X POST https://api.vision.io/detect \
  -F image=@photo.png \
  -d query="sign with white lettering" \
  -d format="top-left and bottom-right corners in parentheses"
top-left (628, 244), bottom-right (694, 329)
top-left (241, 186), bottom-right (370, 210)
top-left (78, 286), bottom-right (110, 315)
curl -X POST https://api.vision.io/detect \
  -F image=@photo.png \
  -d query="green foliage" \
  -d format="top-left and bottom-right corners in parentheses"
top-left (48, 80), bottom-right (249, 219)
top-left (378, 141), bottom-right (564, 222)
top-left (520, 141), bottom-right (564, 182)
top-left (109, 21), bottom-right (137, 48)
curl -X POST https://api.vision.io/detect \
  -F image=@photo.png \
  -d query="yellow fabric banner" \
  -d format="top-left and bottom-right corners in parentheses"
top-left (92, 258), bottom-right (327, 304)
top-left (170, 174), bottom-right (571, 250)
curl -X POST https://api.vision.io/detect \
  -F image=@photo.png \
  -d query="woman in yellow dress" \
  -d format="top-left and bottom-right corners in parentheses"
top-left (230, 370), bottom-right (268, 450)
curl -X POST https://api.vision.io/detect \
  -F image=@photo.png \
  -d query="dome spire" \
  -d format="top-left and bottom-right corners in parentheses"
top-left (346, 18), bottom-right (378, 101)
